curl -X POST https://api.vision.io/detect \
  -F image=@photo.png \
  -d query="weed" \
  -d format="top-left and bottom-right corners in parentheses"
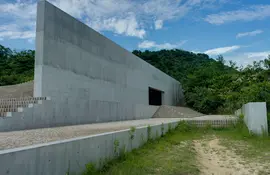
top-left (239, 113), bottom-right (244, 119)
top-left (203, 121), bottom-right (212, 131)
top-left (161, 123), bottom-right (165, 137)
top-left (129, 126), bottom-right (136, 140)
top-left (177, 121), bottom-right (194, 132)
top-left (113, 139), bottom-right (120, 156)
top-left (147, 125), bottom-right (152, 141)
top-left (168, 123), bottom-right (172, 133)
top-left (82, 163), bottom-right (97, 175)
top-left (118, 144), bottom-right (127, 161)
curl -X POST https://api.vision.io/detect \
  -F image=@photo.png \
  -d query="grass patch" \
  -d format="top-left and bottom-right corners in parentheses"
top-left (82, 120), bottom-right (270, 175)
top-left (82, 124), bottom-right (204, 175)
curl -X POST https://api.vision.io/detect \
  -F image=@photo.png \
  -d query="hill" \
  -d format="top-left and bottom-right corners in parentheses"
top-left (0, 44), bottom-right (269, 114)
top-left (133, 49), bottom-right (270, 114)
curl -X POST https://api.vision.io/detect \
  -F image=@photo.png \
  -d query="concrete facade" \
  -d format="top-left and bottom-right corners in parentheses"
top-left (235, 102), bottom-right (268, 135)
top-left (0, 121), bottom-right (179, 175)
top-left (33, 0), bottom-right (184, 125)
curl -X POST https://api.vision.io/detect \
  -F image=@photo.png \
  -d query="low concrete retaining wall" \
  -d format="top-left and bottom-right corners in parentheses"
top-left (235, 102), bottom-right (268, 135)
top-left (0, 121), bottom-right (179, 175)
top-left (0, 101), bottom-right (158, 132)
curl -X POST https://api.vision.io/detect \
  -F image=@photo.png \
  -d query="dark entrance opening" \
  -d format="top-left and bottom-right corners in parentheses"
top-left (149, 87), bottom-right (163, 106)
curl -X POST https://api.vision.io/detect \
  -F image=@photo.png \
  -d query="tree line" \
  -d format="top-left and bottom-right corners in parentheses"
top-left (0, 44), bottom-right (269, 115)
top-left (0, 45), bottom-right (34, 86)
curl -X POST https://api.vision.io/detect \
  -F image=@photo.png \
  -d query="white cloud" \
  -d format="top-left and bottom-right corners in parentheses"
top-left (138, 40), bottom-right (187, 50)
top-left (204, 45), bottom-right (241, 55)
top-left (236, 30), bottom-right (263, 38)
top-left (155, 20), bottom-right (163, 30)
top-left (0, 1), bottom-right (36, 41)
top-left (245, 51), bottom-right (270, 59)
top-left (0, 24), bottom-right (35, 41)
top-left (226, 51), bottom-right (270, 67)
top-left (205, 5), bottom-right (270, 25)
top-left (0, 0), bottom-right (229, 41)
top-left (87, 14), bottom-right (146, 38)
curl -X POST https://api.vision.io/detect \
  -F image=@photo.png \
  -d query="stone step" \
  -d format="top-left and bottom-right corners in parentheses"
top-left (0, 104), bottom-right (30, 112)
top-left (0, 108), bottom-right (19, 112)
top-left (0, 112), bottom-right (8, 117)
top-left (0, 97), bottom-right (47, 102)
top-left (0, 103), bottom-right (37, 108)
top-left (0, 100), bottom-right (39, 106)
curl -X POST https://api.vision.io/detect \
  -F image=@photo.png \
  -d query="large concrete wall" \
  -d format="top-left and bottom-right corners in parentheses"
top-left (0, 121), bottom-right (179, 175)
top-left (235, 102), bottom-right (268, 135)
top-left (34, 1), bottom-right (184, 124)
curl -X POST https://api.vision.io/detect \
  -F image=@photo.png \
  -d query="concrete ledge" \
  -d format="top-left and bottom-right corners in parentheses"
top-left (0, 121), bottom-right (178, 175)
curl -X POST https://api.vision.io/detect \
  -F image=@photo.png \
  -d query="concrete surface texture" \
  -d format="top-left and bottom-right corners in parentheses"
top-left (0, 81), bottom-right (33, 99)
top-left (0, 115), bottom-right (237, 150)
top-left (153, 105), bottom-right (204, 118)
top-left (33, 0), bottom-right (184, 126)
top-left (242, 102), bottom-right (268, 135)
top-left (0, 118), bottom-right (180, 150)
top-left (0, 121), bottom-right (178, 175)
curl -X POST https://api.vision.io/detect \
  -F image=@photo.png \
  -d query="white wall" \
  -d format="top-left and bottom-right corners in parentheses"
top-left (236, 102), bottom-right (268, 135)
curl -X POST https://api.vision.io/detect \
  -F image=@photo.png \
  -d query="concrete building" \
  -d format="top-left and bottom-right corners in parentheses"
top-left (0, 0), bottom-right (184, 131)
top-left (34, 1), bottom-right (184, 122)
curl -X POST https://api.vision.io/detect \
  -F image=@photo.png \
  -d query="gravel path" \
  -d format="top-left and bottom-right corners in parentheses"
top-left (0, 118), bottom-right (181, 150)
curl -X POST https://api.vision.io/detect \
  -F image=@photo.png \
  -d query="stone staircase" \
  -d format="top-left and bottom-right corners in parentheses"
top-left (0, 97), bottom-right (50, 117)
top-left (153, 105), bottom-right (204, 118)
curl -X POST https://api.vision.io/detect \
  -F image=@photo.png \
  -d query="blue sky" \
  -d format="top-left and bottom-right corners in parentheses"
top-left (0, 0), bottom-right (270, 66)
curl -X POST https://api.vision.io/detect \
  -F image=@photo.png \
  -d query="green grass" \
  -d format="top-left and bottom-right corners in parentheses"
top-left (82, 123), bottom-right (205, 175)
top-left (81, 120), bottom-right (270, 175)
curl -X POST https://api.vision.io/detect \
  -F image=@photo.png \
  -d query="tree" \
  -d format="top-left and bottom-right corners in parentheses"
top-left (264, 55), bottom-right (270, 70)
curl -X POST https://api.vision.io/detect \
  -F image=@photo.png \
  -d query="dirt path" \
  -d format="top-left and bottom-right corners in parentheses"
top-left (194, 137), bottom-right (266, 175)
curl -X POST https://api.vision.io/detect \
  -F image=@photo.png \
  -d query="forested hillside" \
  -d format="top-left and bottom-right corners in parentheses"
top-left (133, 50), bottom-right (270, 114)
top-left (0, 44), bottom-right (269, 114)
top-left (0, 45), bottom-right (34, 86)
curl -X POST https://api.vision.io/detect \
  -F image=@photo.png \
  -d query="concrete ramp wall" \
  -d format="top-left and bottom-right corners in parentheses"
top-left (153, 105), bottom-right (204, 118)
top-left (0, 81), bottom-right (33, 99)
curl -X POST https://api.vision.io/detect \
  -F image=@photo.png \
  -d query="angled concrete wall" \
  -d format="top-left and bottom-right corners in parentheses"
top-left (34, 1), bottom-right (184, 124)
top-left (235, 102), bottom-right (268, 135)
top-left (0, 121), bottom-right (179, 175)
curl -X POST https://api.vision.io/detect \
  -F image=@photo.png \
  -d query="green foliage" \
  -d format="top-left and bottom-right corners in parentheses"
top-left (177, 121), bottom-right (197, 132)
top-left (168, 123), bottom-right (172, 133)
top-left (0, 44), bottom-right (34, 86)
top-left (82, 163), bottom-right (98, 175)
top-left (147, 125), bottom-right (152, 141)
top-left (134, 50), bottom-right (270, 114)
top-left (113, 139), bottom-right (120, 155)
top-left (129, 126), bottom-right (136, 140)
top-left (203, 121), bottom-right (212, 131)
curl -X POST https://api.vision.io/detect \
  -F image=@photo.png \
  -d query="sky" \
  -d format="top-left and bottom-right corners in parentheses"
top-left (0, 0), bottom-right (270, 67)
